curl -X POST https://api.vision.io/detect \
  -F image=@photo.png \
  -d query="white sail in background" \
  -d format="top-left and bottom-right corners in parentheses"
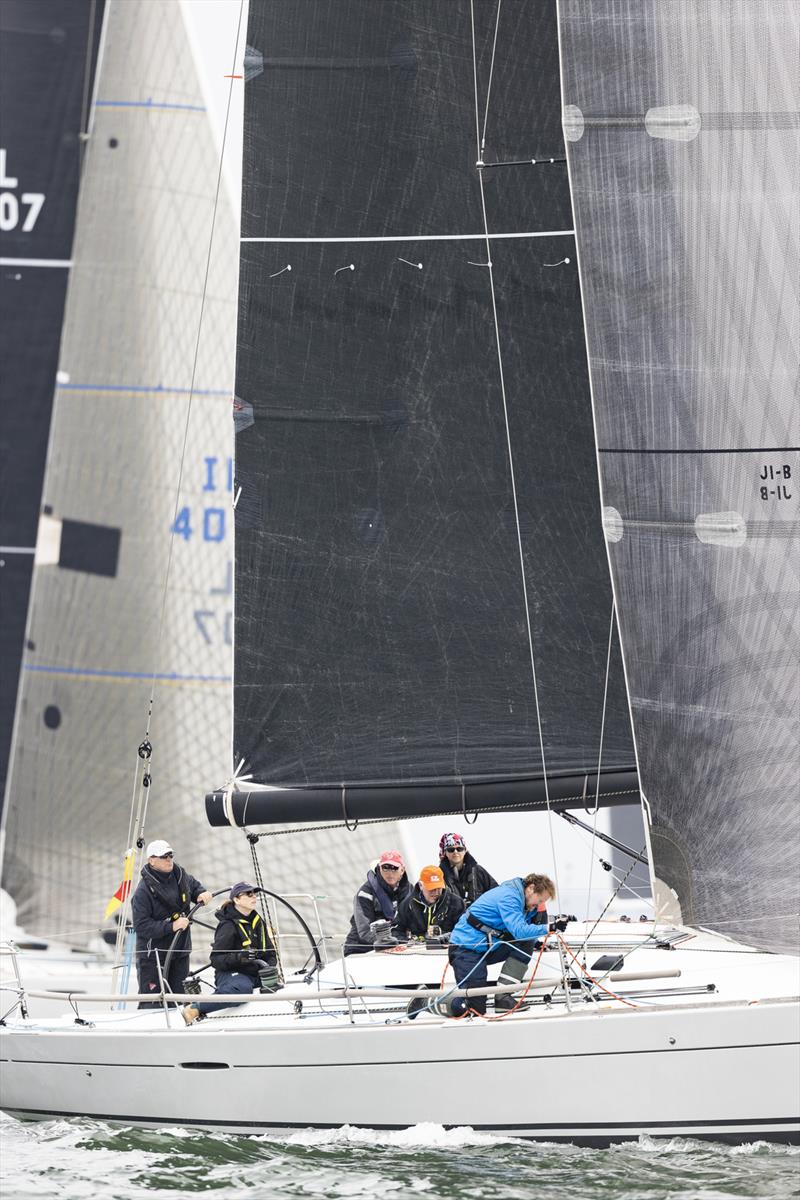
top-left (0, 0), bottom-right (400, 952)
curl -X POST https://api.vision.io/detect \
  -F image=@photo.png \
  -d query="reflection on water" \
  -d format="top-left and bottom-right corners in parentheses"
top-left (1, 1114), bottom-right (798, 1200)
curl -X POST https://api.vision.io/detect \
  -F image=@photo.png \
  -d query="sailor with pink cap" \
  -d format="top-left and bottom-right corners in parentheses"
top-left (343, 850), bottom-right (411, 955)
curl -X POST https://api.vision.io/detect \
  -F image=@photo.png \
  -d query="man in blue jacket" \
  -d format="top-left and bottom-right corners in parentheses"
top-left (445, 873), bottom-right (561, 1015)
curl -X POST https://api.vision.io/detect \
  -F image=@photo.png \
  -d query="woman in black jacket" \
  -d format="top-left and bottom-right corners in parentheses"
top-left (183, 881), bottom-right (276, 1024)
top-left (438, 832), bottom-right (498, 906)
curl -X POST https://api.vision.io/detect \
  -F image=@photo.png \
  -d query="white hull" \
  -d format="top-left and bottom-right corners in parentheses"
top-left (1, 998), bottom-right (798, 1144)
top-left (2, 927), bottom-right (798, 1145)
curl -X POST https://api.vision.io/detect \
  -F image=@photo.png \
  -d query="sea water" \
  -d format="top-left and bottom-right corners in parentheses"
top-left (1, 1115), bottom-right (797, 1200)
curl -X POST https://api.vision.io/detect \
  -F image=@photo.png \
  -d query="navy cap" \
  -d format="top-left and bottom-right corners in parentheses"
top-left (230, 881), bottom-right (258, 900)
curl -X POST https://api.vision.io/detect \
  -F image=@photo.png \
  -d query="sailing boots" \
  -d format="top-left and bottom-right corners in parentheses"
top-left (494, 953), bottom-right (529, 1012)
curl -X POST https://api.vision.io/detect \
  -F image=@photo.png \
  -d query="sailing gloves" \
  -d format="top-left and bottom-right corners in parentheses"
top-left (548, 917), bottom-right (570, 933)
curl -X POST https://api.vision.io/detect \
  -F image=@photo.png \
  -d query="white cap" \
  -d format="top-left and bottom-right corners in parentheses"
top-left (146, 839), bottom-right (173, 858)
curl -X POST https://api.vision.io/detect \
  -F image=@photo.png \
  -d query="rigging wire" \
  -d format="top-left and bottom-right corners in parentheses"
top-left (480, 0), bottom-right (503, 155)
top-left (469, 1), bottom-right (562, 903)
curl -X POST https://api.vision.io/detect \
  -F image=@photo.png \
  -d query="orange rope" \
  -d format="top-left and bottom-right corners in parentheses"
top-left (485, 932), bottom-right (550, 1020)
top-left (556, 932), bottom-right (638, 1008)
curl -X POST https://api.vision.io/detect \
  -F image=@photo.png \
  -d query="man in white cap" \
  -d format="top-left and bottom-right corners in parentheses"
top-left (130, 839), bottom-right (212, 1007)
top-left (343, 850), bottom-right (411, 955)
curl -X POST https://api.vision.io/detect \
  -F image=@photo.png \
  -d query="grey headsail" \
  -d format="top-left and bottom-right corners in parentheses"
top-left (207, 1), bottom-right (637, 829)
top-left (559, 1), bottom-right (799, 953)
top-left (0, 0), bottom-right (104, 806)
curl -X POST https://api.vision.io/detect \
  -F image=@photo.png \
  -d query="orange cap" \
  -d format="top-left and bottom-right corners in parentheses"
top-left (419, 865), bottom-right (445, 890)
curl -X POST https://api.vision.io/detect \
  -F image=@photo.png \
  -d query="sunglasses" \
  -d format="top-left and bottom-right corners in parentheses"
top-left (238, 890), bottom-right (257, 897)
top-left (156, 852), bottom-right (174, 859)
top-left (445, 847), bottom-right (465, 853)
top-left (380, 863), bottom-right (402, 872)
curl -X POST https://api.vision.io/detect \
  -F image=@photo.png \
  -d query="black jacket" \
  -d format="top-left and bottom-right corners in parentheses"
top-left (393, 884), bottom-right (464, 940)
top-left (343, 869), bottom-right (411, 954)
top-left (439, 852), bottom-right (498, 906)
top-left (209, 902), bottom-right (276, 979)
top-left (131, 862), bottom-right (205, 956)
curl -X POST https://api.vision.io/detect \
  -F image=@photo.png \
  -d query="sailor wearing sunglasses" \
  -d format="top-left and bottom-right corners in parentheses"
top-left (183, 881), bottom-right (278, 1025)
top-left (130, 839), bottom-right (213, 1009)
top-left (343, 851), bottom-right (412, 955)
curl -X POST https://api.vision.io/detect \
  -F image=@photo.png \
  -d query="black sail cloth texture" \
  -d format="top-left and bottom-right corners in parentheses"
top-left (559, 0), bottom-right (800, 953)
top-left (230, 2), bottom-right (635, 808)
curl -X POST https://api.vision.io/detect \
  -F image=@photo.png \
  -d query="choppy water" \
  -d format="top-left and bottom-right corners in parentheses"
top-left (1, 1116), bottom-right (798, 1200)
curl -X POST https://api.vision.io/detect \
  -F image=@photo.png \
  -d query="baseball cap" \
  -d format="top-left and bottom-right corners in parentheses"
top-left (230, 881), bottom-right (258, 899)
top-left (146, 839), bottom-right (173, 858)
top-left (419, 865), bottom-right (445, 890)
top-left (377, 850), bottom-right (405, 869)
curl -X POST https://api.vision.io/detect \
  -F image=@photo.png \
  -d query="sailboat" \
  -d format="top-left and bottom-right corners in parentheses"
top-left (0, 0), bottom-right (797, 1146)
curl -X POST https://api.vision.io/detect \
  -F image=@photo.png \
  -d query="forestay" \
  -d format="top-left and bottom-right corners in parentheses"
top-left (559, 1), bottom-right (800, 953)
top-left (213, 0), bottom-right (637, 827)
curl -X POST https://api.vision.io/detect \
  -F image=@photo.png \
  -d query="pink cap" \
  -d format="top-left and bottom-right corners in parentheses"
top-left (378, 850), bottom-right (405, 869)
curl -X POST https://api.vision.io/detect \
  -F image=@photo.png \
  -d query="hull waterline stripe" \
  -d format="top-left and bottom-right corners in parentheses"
top-left (6, 1039), bottom-right (797, 1069)
top-left (242, 231), bottom-right (574, 243)
top-left (4, 1108), bottom-right (797, 1140)
top-left (0, 258), bottom-right (73, 269)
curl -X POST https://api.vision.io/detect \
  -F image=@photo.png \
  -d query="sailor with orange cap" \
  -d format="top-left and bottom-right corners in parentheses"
top-left (394, 864), bottom-right (465, 941)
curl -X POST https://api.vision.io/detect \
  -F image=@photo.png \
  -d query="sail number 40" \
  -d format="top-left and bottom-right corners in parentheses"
top-left (171, 507), bottom-right (226, 542)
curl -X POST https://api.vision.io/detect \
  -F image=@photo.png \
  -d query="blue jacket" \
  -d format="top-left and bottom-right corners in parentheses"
top-left (449, 878), bottom-right (548, 951)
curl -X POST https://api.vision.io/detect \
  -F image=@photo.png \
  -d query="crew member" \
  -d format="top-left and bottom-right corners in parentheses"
top-left (343, 851), bottom-right (411, 955)
top-left (183, 881), bottom-right (277, 1025)
top-left (394, 865), bottom-right (465, 941)
top-left (130, 839), bottom-right (212, 1008)
top-left (446, 873), bottom-right (563, 1015)
top-left (438, 832), bottom-right (497, 906)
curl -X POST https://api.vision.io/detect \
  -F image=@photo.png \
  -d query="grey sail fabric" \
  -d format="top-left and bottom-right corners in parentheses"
top-left (559, 2), bottom-right (800, 953)
top-left (0, 0), bottom-right (103, 805)
top-left (220, 0), bottom-right (636, 825)
top-left (0, 0), bottom-right (241, 938)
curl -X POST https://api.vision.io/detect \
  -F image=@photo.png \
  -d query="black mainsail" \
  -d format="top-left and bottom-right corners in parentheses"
top-left (559, 1), bottom-right (799, 953)
top-left (207, 1), bottom-right (637, 828)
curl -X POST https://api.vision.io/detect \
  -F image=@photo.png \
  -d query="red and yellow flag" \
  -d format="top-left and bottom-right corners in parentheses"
top-left (104, 849), bottom-right (135, 920)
